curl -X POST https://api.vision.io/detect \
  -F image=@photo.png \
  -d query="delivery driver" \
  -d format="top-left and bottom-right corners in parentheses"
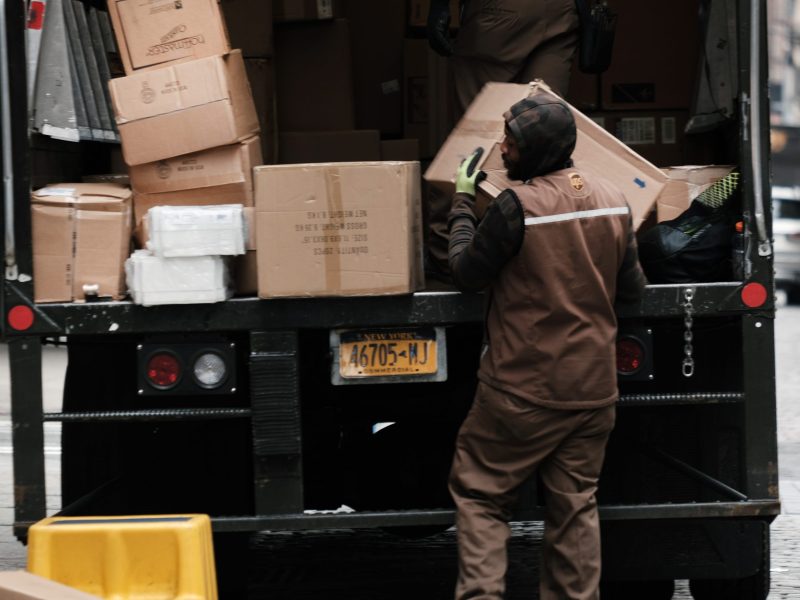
top-left (427, 0), bottom-right (580, 115)
top-left (446, 88), bottom-right (646, 599)
top-left (424, 0), bottom-right (580, 281)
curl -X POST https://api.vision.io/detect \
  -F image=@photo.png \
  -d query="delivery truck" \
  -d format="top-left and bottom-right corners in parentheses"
top-left (1, 0), bottom-right (779, 597)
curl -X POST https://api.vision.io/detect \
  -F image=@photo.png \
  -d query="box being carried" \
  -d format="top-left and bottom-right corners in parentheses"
top-left (31, 183), bottom-right (132, 303)
top-left (254, 161), bottom-right (423, 298)
top-left (109, 50), bottom-right (259, 165)
top-left (107, 0), bottom-right (231, 74)
top-left (425, 81), bottom-right (668, 230)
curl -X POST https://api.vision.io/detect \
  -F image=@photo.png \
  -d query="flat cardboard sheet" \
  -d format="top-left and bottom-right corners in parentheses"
top-left (0, 572), bottom-right (101, 599)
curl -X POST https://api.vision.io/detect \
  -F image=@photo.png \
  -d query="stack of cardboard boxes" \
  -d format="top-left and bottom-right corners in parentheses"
top-left (104, 0), bottom-right (267, 298)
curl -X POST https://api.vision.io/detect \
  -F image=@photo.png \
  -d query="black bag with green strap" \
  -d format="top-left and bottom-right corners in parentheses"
top-left (637, 172), bottom-right (741, 284)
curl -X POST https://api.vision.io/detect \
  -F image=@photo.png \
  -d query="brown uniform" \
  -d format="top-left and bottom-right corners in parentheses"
top-left (452, 0), bottom-right (580, 115)
top-left (448, 166), bottom-right (646, 599)
top-left (427, 0), bottom-right (581, 276)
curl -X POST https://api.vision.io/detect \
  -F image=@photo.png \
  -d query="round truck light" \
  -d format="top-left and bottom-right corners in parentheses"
top-left (616, 336), bottom-right (645, 375)
top-left (146, 352), bottom-right (182, 389)
top-left (192, 352), bottom-right (228, 389)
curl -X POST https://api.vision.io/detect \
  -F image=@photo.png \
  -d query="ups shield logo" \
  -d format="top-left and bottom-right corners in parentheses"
top-left (569, 173), bottom-right (584, 192)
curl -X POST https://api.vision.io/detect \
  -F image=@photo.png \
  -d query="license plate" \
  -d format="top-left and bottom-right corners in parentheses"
top-left (331, 327), bottom-right (447, 384)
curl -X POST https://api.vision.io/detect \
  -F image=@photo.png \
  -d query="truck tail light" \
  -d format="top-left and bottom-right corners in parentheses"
top-left (137, 341), bottom-right (237, 396)
top-left (617, 336), bottom-right (645, 375)
top-left (192, 352), bottom-right (228, 389)
top-left (145, 352), bottom-right (182, 390)
top-left (616, 328), bottom-right (654, 381)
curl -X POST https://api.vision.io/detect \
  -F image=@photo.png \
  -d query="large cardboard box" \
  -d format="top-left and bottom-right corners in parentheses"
top-left (109, 50), bottom-right (260, 165)
top-left (129, 136), bottom-right (261, 195)
top-left (0, 572), bottom-right (101, 599)
top-left (221, 0), bottom-right (274, 57)
top-left (107, 0), bottom-right (230, 74)
top-left (274, 19), bottom-right (354, 131)
top-left (278, 130), bottom-right (381, 163)
top-left (425, 81), bottom-right (669, 230)
top-left (403, 38), bottom-right (455, 158)
top-left (273, 0), bottom-right (342, 22)
top-left (656, 165), bottom-right (736, 222)
top-left (31, 183), bottom-right (132, 303)
top-left (254, 161), bottom-right (424, 297)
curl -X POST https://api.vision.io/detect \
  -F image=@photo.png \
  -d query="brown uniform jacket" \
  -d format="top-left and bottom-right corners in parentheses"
top-left (449, 167), bottom-right (647, 409)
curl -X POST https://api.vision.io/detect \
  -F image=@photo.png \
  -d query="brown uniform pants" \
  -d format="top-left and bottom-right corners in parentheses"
top-left (427, 0), bottom-right (580, 274)
top-left (452, 0), bottom-right (580, 114)
top-left (449, 382), bottom-right (615, 600)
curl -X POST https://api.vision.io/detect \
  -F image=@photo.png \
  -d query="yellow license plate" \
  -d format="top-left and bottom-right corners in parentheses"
top-left (339, 328), bottom-right (438, 378)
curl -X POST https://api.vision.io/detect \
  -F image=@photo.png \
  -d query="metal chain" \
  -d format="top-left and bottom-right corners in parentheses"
top-left (682, 287), bottom-right (695, 378)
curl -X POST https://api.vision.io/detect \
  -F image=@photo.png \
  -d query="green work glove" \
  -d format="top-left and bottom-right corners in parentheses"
top-left (455, 147), bottom-right (486, 196)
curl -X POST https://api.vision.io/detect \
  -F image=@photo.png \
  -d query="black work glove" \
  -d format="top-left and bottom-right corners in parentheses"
top-left (427, 0), bottom-right (453, 57)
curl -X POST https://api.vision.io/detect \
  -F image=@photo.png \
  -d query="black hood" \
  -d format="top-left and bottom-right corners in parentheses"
top-left (504, 89), bottom-right (577, 181)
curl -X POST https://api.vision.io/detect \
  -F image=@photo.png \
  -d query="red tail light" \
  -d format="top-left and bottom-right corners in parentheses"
top-left (617, 336), bottom-right (645, 375)
top-left (145, 352), bottom-right (182, 389)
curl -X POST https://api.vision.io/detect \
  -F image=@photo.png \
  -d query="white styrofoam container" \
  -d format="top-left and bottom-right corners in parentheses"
top-left (146, 205), bottom-right (247, 257)
top-left (126, 250), bottom-right (230, 306)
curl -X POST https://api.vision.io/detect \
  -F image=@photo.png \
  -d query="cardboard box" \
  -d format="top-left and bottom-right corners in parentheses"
top-left (381, 139), bottom-right (420, 161)
top-left (426, 81), bottom-right (668, 230)
top-left (221, 0), bottom-right (274, 57)
top-left (656, 165), bottom-right (736, 222)
top-left (0, 572), bottom-right (101, 599)
top-left (600, 0), bottom-right (700, 110)
top-left (274, 19), bottom-right (354, 131)
top-left (278, 130), bottom-right (381, 163)
top-left (133, 185), bottom-right (255, 246)
top-left (273, 0), bottom-right (342, 22)
top-left (109, 50), bottom-right (260, 165)
top-left (345, 0), bottom-right (405, 136)
top-left (254, 161), bottom-right (424, 297)
top-left (403, 38), bottom-right (455, 158)
top-left (31, 183), bottom-right (132, 303)
top-left (588, 110), bottom-right (689, 167)
top-left (245, 58), bottom-right (277, 163)
top-left (129, 136), bottom-right (261, 195)
top-left (107, 0), bottom-right (230, 74)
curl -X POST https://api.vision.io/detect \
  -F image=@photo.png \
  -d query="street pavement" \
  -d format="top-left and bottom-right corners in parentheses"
top-left (0, 304), bottom-right (799, 597)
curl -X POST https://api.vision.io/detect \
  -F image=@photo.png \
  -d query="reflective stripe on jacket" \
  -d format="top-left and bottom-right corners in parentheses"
top-left (478, 168), bottom-right (636, 409)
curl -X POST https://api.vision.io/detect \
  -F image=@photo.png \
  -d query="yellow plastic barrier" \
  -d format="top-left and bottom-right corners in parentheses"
top-left (27, 514), bottom-right (217, 600)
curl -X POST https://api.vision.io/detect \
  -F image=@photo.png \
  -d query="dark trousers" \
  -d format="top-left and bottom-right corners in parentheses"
top-left (449, 382), bottom-right (615, 600)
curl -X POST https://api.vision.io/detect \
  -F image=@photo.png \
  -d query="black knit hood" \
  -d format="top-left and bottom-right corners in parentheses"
top-left (503, 89), bottom-right (577, 181)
